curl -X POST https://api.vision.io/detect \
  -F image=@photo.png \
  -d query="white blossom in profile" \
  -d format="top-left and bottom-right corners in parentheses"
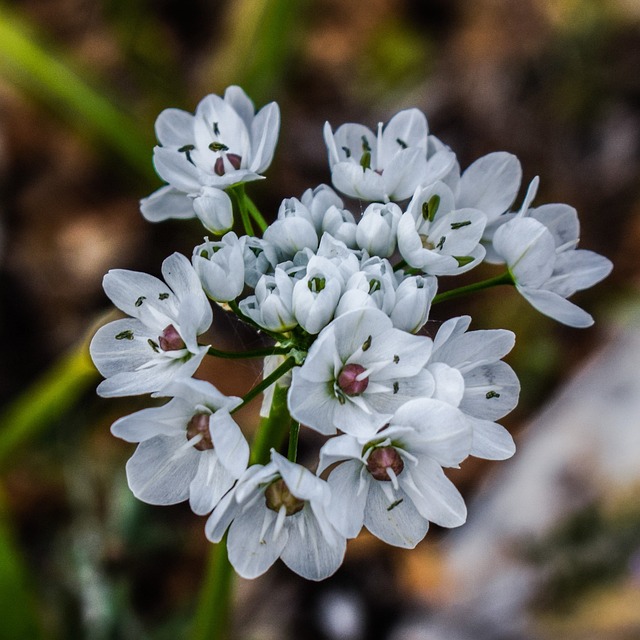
top-left (141, 86), bottom-right (280, 233)
top-left (90, 253), bottom-right (212, 397)
top-left (192, 232), bottom-right (246, 302)
top-left (239, 268), bottom-right (297, 332)
top-left (492, 208), bottom-right (613, 327)
top-left (111, 378), bottom-right (247, 515)
top-left (318, 398), bottom-right (471, 548)
top-left (206, 450), bottom-right (346, 581)
top-left (288, 308), bottom-right (435, 437)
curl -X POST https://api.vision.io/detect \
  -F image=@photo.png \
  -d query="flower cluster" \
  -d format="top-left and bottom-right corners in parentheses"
top-left (91, 87), bottom-right (612, 581)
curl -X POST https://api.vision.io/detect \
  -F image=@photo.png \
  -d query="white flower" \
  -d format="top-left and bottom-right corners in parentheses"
top-left (355, 202), bottom-right (402, 257)
top-left (397, 182), bottom-right (487, 275)
top-left (239, 268), bottom-right (297, 332)
top-left (428, 316), bottom-right (520, 460)
top-left (300, 184), bottom-right (345, 235)
top-left (324, 109), bottom-right (429, 202)
top-left (263, 198), bottom-right (319, 259)
top-left (288, 308), bottom-right (435, 437)
top-left (321, 206), bottom-right (358, 248)
top-left (335, 257), bottom-right (397, 317)
top-left (390, 274), bottom-right (437, 333)
top-left (111, 378), bottom-right (247, 514)
top-left (192, 232), bottom-right (245, 302)
top-left (318, 398), bottom-right (471, 548)
top-left (141, 86), bottom-right (280, 232)
top-left (90, 253), bottom-right (212, 397)
top-left (205, 451), bottom-right (346, 581)
top-left (492, 210), bottom-right (613, 327)
top-left (242, 236), bottom-right (279, 288)
top-left (292, 256), bottom-right (345, 335)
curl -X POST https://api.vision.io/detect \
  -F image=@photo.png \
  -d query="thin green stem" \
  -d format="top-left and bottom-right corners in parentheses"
top-left (243, 191), bottom-right (268, 233)
top-left (229, 187), bottom-right (255, 236)
top-left (232, 357), bottom-right (296, 415)
top-left (287, 421), bottom-right (300, 462)
top-left (433, 271), bottom-right (514, 305)
top-left (190, 535), bottom-right (233, 640)
top-left (250, 383), bottom-right (292, 465)
top-left (207, 345), bottom-right (289, 359)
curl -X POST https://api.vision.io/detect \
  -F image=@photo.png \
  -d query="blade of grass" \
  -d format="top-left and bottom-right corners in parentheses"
top-left (0, 340), bottom-right (98, 470)
top-left (0, 4), bottom-right (155, 181)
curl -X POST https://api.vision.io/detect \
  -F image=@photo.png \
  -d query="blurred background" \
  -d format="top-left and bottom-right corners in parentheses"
top-left (0, 0), bottom-right (639, 638)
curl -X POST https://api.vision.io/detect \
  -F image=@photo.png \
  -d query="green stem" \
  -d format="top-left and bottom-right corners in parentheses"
top-left (232, 356), bottom-right (296, 415)
top-left (207, 345), bottom-right (289, 359)
top-left (190, 534), bottom-right (233, 640)
top-left (287, 421), bottom-right (300, 462)
top-left (250, 383), bottom-right (292, 465)
top-left (243, 191), bottom-right (268, 233)
top-left (229, 187), bottom-right (254, 236)
top-left (433, 271), bottom-right (514, 305)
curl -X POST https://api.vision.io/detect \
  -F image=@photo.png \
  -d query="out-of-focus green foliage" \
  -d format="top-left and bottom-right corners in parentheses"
top-left (0, 489), bottom-right (43, 639)
top-left (0, 3), bottom-right (154, 180)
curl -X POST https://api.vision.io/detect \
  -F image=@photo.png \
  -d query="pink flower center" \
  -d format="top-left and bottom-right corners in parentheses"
top-left (214, 153), bottom-right (242, 176)
top-left (186, 413), bottom-right (213, 451)
top-left (158, 324), bottom-right (185, 351)
top-left (366, 446), bottom-right (404, 481)
top-left (264, 479), bottom-right (305, 516)
top-left (337, 364), bottom-right (369, 396)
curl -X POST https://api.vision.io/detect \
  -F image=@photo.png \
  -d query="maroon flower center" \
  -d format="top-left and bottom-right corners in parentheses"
top-left (337, 363), bottom-right (369, 396)
top-left (186, 413), bottom-right (213, 451)
top-left (366, 446), bottom-right (404, 481)
top-left (264, 479), bottom-right (305, 516)
top-left (214, 153), bottom-right (242, 176)
top-left (158, 324), bottom-right (185, 351)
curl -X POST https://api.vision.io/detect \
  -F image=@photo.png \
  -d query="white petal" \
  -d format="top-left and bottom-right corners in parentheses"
top-left (154, 108), bottom-right (194, 147)
top-left (457, 152), bottom-right (522, 218)
top-left (383, 147), bottom-right (429, 200)
top-left (468, 417), bottom-right (516, 460)
top-left (189, 452), bottom-right (236, 515)
top-left (153, 147), bottom-right (201, 193)
top-left (460, 361), bottom-right (520, 420)
top-left (126, 436), bottom-right (198, 505)
top-left (281, 510), bottom-right (346, 580)
top-left (518, 286), bottom-right (594, 327)
top-left (227, 502), bottom-right (287, 579)
top-left (403, 459), bottom-right (467, 528)
top-left (364, 483), bottom-right (429, 548)
top-left (140, 186), bottom-right (195, 222)
top-left (326, 460), bottom-right (367, 538)
top-left (381, 108), bottom-right (428, 159)
top-left (193, 188), bottom-right (234, 234)
top-left (249, 101), bottom-right (280, 172)
top-left (209, 410), bottom-right (249, 478)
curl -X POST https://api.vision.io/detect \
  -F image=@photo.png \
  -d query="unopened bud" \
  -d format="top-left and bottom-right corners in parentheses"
top-left (264, 479), bottom-right (305, 516)
top-left (337, 363), bottom-right (369, 396)
top-left (366, 446), bottom-right (404, 481)
top-left (186, 413), bottom-right (213, 451)
top-left (158, 324), bottom-right (185, 351)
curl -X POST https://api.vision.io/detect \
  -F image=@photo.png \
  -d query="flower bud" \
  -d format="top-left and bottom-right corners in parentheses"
top-left (193, 232), bottom-right (245, 302)
top-left (356, 202), bottom-right (401, 257)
